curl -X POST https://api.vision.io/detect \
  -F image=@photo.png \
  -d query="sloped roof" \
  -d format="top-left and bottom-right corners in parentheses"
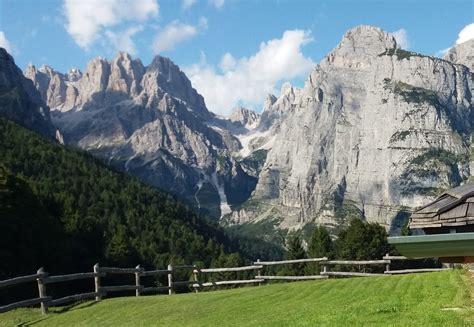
top-left (410, 183), bottom-right (474, 229)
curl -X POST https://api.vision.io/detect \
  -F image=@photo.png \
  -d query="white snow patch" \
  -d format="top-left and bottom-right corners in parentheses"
top-left (236, 129), bottom-right (274, 157)
top-left (194, 173), bottom-right (206, 210)
top-left (210, 172), bottom-right (231, 217)
top-left (124, 154), bottom-right (137, 171)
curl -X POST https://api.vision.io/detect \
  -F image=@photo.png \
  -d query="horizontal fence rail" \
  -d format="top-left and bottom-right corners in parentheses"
top-left (383, 255), bottom-right (408, 260)
top-left (98, 267), bottom-right (143, 274)
top-left (193, 265), bottom-right (262, 273)
top-left (43, 272), bottom-right (105, 284)
top-left (254, 257), bottom-right (328, 266)
top-left (0, 274), bottom-right (41, 289)
top-left (0, 253), bottom-right (452, 315)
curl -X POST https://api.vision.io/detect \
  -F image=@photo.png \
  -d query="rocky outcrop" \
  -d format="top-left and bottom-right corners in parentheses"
top-left (0, 48), bottom-right (55, 138)
top-left (26, 52), bottom-right (255, 219)
top-left (228, 26), bottom-right (474, 233)
top-left (444, 39), bottom-right (474, 71)
top-left (229, 107), bottom-right (260, 130)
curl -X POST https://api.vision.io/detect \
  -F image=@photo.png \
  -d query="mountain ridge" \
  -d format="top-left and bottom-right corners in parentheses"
top-left (18, 24), bottom-right (474, 238)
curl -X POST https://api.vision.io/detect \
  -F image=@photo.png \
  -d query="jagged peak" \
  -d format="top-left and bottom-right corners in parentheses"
top-left (67, 68), bottom-right (83, 82)
top-left (330, 25), bottom-right (397, 59)
top-left (263, 93), bottom-right (277, 111)
top-left (113, 51), bottom-right (132, 61)
top-left (38, 64), bottom-right (57, 74)
top-left (147, 55), bottom-right (180, 73)
top-left (230, 106), bottom-right (259, 118)
top-left (280, 82), bottom-right (292, 95)
top-left (229, 106), bottom-right (260, 128)
top-left (84, 56), bottom-right (109, 71)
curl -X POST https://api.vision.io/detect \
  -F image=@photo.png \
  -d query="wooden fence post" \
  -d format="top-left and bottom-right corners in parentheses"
top-left (135, 265), bottom-right (141, 297)
top-left (257, 259), bottom-right (262, 286)
top-left (94, 263), bottom-right (102, 301)
top-left (385, 254), bottom-right (390, 273)
top-left (167, 264), bottom-right (174, 295)
top-left (36, 267), bottom-right (48, 315)
top-left (193, 265), bottom-right (199, 294)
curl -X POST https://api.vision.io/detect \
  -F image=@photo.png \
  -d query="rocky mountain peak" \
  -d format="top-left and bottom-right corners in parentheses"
top-left (67, 68), bottom-right (82, 82)
top-left (108, 51), bottom-right (144, 96)
top-left (263, 94), bottom-right (277, 112)
top-left (280, 82), bottom-right (293, 95)
top-left (143, 55), bottom-right (210, 119)
top-left (229, 107), bottom-right (260, 130)
top-left (231, 24), bottom-right (474, 235)
top-left (38, 64), bottom-right (56, 75)
top-left (81, 56), bottom-right (111, 93)
top-left (444, 39), bottom-right (474, 70)
top-left (327, 25), bottom-right (397, 65)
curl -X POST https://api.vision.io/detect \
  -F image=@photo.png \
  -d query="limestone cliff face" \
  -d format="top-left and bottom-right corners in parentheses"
top-left (228, 26), bottom-right (474, 233)
top-left (444, 39), bottom-right (474, 71)
top-left (23, 26), bottom-right (474, 234)
top-left (0, 48), bottom-right (55, 137)
top-left (26, 52), bottom-right (253, 218)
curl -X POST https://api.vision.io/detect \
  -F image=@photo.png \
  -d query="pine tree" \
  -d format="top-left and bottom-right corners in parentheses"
top-left (334, 218), bottom-right (391, 272)
top-left (308, 225), bottom-right (333, 259)
top-left (307, 225), bottom-right (333, 274)
top-left (282, 232), bottom-right (306, 276)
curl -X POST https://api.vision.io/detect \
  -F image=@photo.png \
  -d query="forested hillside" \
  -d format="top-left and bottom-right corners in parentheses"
top-left (0, 118), bottom-right (242, 280)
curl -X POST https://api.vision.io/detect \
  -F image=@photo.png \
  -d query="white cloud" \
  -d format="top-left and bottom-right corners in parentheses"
top-left (0, 31), bottom-right (12, 53)
top-left (182, 0), bottom-right (197, 10)
top-left (392, 28), bottom-right (410, 49)
top-left (435, 23), bottom-right (474, 58)
top-left (185, 29), bottom-right (315, 116)
top-left (105, 26), bottom-right (143, 55)
top-left (209, 0), bottom-right (224, 8)
top-left (219, 53), bottom-right (237, 71)
top-left (456, 23), bottom-right (474, 44)
top-left (435, 47), bottom-right (451, 58)
top-left (152, 18), bottom-right (207, 54)
top-left (63, 0), bottom-right (159, 49)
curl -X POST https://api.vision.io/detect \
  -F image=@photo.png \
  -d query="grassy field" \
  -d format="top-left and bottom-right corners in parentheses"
top-left (1, 270), bottom-right (472, 326)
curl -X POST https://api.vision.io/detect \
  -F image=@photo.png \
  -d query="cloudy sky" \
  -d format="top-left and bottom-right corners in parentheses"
top-left (0, 0), bottom-right (473, 115)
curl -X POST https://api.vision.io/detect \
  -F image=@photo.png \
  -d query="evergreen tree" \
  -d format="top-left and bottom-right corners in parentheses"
top-left (307, 225), bottom-right (333, 274)
top-left (308, 225), bottom-right (333, 259)
top-left (282, 232), bottom-right (307, 276)
top-left (335, 218), bottom-right (390, 261)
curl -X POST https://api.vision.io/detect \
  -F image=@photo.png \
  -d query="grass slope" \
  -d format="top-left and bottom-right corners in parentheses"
top-left (2, 271), bottom-right (473, 326)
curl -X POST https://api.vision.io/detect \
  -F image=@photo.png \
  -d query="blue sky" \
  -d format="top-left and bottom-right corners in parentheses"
top-left (0, 0), bottom-right (473, 115)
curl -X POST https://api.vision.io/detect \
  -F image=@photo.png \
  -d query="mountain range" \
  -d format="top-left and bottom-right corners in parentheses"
top-left (3, 25), bottom-right (474, 239)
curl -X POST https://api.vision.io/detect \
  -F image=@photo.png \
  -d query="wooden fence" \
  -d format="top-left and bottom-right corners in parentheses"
top-left (0, 254), bottom-right (450, 315)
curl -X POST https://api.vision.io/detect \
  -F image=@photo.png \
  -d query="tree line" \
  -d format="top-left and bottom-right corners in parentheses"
top-left (280, 219), bottom-right (440, 276)
top-left (0, 119), bottom-right (247, 302)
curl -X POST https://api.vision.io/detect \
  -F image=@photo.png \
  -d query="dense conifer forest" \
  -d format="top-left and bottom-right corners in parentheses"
top-left (0, 118), bottom-right (244, 280)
